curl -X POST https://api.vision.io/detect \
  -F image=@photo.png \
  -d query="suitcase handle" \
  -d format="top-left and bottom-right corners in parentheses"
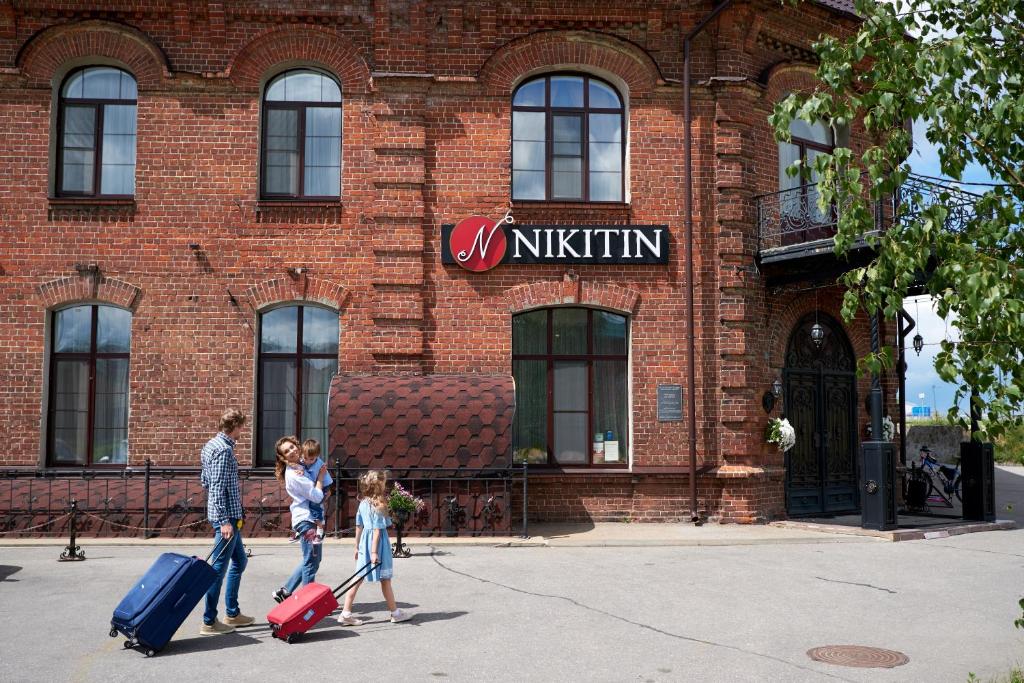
top-left (331, 559), bottom-right (380, 599)
top-left (203, 528), bottom-right (239, 566)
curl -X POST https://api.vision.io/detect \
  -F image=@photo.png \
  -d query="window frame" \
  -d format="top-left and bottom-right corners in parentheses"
top-left (511, 72), bottom-right (626, 203)
top-left (260, 68), bottom-right (343, 201)
top-left (55, 66), bottom-right (138, 199)
top-left (512, 307), bottom-right (629, 468)
top-left (255, 303), bottom-right (339, 467)
top-left (46, 304), bottom-right (131, 468)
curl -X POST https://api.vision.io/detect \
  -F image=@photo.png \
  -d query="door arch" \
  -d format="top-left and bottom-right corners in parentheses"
top-left (783, 312), bottom-right (858, 516)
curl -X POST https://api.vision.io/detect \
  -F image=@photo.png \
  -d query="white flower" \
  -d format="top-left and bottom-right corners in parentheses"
top-left (882, 415), bottom-right (896, 441)
top-left (767, 417), bottom-right (796, 452)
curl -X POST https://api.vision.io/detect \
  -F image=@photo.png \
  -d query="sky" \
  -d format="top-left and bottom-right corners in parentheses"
top-left (900, 123), bottom-right (993, 417)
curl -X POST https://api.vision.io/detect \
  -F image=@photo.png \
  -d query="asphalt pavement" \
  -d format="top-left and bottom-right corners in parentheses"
top-left (2, 518), bottom-right (1023, 682)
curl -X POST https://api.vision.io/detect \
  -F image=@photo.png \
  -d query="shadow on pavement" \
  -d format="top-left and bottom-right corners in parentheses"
top-left (160, 632), bottom-right (262, 656)
top-left (0, 565), bottom-right (21, 582)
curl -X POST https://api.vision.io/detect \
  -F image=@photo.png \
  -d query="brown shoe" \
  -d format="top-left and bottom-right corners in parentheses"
top-left (199, 620), bottom-right (236, 636)
top-left (224, 613), bottom-right (255, 627)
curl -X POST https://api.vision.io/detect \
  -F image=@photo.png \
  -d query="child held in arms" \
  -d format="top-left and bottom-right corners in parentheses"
top-left (301, 439), bottom-right (332, 543)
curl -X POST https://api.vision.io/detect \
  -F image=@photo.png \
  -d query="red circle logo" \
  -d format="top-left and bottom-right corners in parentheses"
top-left (449, 215), bottom-right (507, 272)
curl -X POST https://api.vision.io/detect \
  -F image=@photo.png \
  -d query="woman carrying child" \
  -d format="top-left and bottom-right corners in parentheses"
top-left (272, 435), bottom-right (326, 603)
top-left (338, 470), bottom-right (413, 625)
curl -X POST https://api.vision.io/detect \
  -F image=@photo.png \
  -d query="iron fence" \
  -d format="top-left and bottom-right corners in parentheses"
top-left (0, 462), bottom-right (527, 539)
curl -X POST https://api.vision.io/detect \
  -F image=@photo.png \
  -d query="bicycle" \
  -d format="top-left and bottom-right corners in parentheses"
top-left (914, 445), bottom-right (962, 508)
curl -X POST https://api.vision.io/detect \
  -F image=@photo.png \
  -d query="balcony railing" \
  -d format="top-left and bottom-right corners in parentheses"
top-left (755, 174), bottom-right (980, 256)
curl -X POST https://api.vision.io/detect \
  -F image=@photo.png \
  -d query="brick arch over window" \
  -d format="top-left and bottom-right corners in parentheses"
top-left (505, 278), bottom-right (640, 316)
top-left (16, 20), bottom-right (170, 90)
top-left (226, 27), bottom-right (371, 95)
top-left (760, 61), bottom-right (819, 103)
top-left (480, 30), bottom-right (663, 97)
top-left (244, 277), bottom-right (351, 313)
top-left (766, 292), bottom-right (871, 371)
top-left (36, 275), bottom-right (142, 311)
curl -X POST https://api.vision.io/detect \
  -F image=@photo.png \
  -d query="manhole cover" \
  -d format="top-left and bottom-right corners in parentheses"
top-left (807, 645), bottom-right (909, 668)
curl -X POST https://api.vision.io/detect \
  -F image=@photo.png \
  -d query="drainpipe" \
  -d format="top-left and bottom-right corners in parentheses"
top-left (684, 0), bottom-right (734, 523)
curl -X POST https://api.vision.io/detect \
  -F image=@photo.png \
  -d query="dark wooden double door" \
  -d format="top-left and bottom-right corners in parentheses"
top-left (784, 314), bottom-right (859, 516)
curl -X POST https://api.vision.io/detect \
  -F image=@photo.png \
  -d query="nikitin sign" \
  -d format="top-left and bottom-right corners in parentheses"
top-left (441, 212), bottom-right (669, 272)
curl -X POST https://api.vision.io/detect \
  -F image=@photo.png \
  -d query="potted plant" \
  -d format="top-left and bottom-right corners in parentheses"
top-left (387, 482), bottom-right (425, 558)
top-left (766, 417), bottom-right (796, 452)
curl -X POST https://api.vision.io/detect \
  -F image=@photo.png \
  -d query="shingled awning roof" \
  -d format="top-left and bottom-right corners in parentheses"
top-left (328, 374), bottom-right (515, 469)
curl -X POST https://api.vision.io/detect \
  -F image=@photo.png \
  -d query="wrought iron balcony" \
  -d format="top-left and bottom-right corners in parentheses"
top-left (754, 174), bottom-right (979, 285)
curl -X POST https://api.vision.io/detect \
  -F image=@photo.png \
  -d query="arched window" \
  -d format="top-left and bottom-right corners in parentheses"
top-left (512, 308), bottom-right (629, 466)
top-left (57, 67), bottom-right (137, 197)
top-left (47, 304), bottom-right (132, 466)
top-left (512, 74), bottom-right (625, 202)
top-left (257, 304), bottom-right (339, 465)
top-left (261, 69), bottom-right (342, 199)
top-left (779, 117), bottom-right (836, 241)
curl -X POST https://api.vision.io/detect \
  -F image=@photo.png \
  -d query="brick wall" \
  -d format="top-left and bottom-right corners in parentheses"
top-left (0, 1), bottom-right (889, 523)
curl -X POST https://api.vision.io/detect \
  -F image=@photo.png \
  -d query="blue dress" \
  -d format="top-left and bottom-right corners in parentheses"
top-left (356, 499), bottom-right (393, 582)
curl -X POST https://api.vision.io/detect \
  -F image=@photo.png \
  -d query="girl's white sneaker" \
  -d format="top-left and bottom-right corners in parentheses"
top-left (337, 613), bottom-right (363, 626)
top-left (390, 609), bottom-right (413, 623)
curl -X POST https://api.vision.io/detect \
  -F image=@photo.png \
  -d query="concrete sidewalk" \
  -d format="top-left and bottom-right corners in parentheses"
top-left (2, 517), bottom-right (1014, 550)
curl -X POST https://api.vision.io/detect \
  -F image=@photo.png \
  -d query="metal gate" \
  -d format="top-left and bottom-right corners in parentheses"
top-left (784, 312), bottom-right (859, 516)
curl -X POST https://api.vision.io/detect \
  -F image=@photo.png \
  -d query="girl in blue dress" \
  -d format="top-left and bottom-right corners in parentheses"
top-left (338, 470), bottom-right (413, 625)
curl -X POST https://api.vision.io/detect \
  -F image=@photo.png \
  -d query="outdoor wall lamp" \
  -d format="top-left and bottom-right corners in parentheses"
top-left (762, 378), bottom-right (783, 414)
top-left (810, 321), bottom-right (825, 349)
top-left (913, 332), bottom-right (924, 356)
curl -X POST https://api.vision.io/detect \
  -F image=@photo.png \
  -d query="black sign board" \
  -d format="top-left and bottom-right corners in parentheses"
top-left (441, 223), bottom-right (669, 267)
top-left (657, 384), bottom-right (683, 422)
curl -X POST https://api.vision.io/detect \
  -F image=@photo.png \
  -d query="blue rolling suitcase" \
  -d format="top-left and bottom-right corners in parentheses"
top-left (109, 536), bottom-right (235, 656)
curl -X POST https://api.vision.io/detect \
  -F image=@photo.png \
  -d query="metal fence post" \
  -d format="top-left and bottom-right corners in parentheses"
top-left (143, 459), bottom-right (152, 539)
top-left (334, 460), bottom-right (342, 538)
top-left (58, 498), bottom-right (86, 562)
top-left (521, 463), bottom-right (528, 539)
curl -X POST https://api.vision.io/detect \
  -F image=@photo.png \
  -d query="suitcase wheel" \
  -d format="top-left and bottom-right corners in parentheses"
top-left (145, 649), bottom-right (157, 658)
top-left (286, 633), bottom-right (296, 644)
top-left (109, 628), bottom-right (117, 638)
top-left (123, 640), bottom-right (134, 650)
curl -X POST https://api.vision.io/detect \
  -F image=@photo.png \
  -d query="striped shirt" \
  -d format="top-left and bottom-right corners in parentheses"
top-left (200, 432), bottom-right (243, 526)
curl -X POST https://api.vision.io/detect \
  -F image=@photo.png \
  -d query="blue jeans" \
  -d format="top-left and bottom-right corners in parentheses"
top-left (283, 521), bottom-right (322, 594)
top-left (203, 521), bottom-right (247, 625)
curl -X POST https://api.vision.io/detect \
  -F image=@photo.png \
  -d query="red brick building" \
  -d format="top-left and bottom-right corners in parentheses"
top-left (0, 0), bottom-right (897, 525)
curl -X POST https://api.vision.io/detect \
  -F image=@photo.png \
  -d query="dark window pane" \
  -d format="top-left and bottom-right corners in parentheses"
top-left (513, 171), bottom-right (545, 200)
top-left (512, 141), bottom-right (545, 171)
top-left (266, 108), bottom-right (299, 140)
top-left (512, 111), bottom-right (545, 142)
top-left (513, 79), bottom-right (546, 107)
top-left (589, 80), bottom-right (621, 109)
top-left (553, 115), bottom-right (581, 148)
top-left (301, 357), bottom-right (337, 444)
top-left (589, 172), bottom-right (621, 201)
top-left (553, 412), bottom-right (587, 464)
top-left (593, 311), bottom-right (627, 355)
top-left (93, 358), bottom-right (130, 464)
top-left (552, 309), bottom-right (587, 355)
top-left (96, 306), bottom-right (131, 353)
top-left (512, 360), bottom-right (547, 463)
top-left (512, 310), bottom-right (547, 355)
top-left (50, 359), bottom-right (90, 465)
top-left (82, 67), bottom-right (122, 99)
top-left (552, 168), bottom-right (582, 200)
top-left (61, 71), bottom-right (86, 98)
top-left (553, 360), bottom-right (587, 410)
top-left (302, 307), bottom-right (339, 354)
top-left (259, 359), bottom-right (297, 464)
top-left (790, 118), bottom-right (832, 146)
top-left (593, 360), bottom-right (627, 462)
top-left (261, 307), bottom-right (298, 353)
top-left (54, 306), bottom-right (92, 353)
top-left (550, 75), bottom-right (584, 107)
top-left (63, 105), bottom-right (95, 145)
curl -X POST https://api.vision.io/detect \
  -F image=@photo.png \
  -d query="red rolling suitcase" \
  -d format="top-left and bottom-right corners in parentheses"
top-left (267, 560), bottom-right (376, 643)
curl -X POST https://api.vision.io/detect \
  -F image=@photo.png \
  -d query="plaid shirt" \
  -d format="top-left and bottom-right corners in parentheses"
top-left (200, 432), bottom-right (243, 526)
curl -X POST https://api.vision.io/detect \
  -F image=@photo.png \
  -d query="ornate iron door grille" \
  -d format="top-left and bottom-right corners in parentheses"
top-left (784, 313), bottom-right (859, 516)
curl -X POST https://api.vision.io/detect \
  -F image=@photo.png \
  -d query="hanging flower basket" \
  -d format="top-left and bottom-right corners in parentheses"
top-left (766, 417), bottom-right (796, 452)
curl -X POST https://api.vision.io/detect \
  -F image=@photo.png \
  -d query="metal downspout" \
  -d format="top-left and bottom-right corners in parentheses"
top-left (684, 0), bottom-right (734, 523)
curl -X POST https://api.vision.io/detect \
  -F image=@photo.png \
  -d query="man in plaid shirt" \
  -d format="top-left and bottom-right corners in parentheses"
top-left (198, 408), bottom-right (255, 635)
